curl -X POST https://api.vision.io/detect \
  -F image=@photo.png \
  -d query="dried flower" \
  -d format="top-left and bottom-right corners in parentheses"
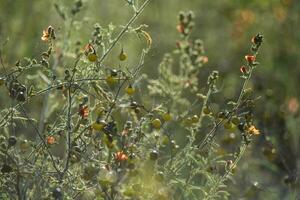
top-left (287, 97), bottom-right (299, 114)
top-left (84, 44), bottom-right (97, 62)
top-left (79, 105), bottom-right (89, 119)
top-left (196, 56), bottom-right (209, 64)
top-left (245, 55), bottom-right (256, 63)
top-left (251, 34), bottom-right (263, 45)
top-left (247, 125), bottom-right (260, 135)
top-left (240, 66), bottom-right (248, 73)
top-left (41, 26), bottom-right (55, 42)
top-left (115, 151), bottom-right (128, 162)
top-left (176, 23), bottom-right (184, 33)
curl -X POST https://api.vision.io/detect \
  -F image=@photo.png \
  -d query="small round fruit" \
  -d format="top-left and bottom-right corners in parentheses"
top-left (87, 53), bottom-right (98, 62)
top-left (8, 136), bottom-right (17, 147)
top-left (152, 118), bottom-right (162, 129)
top-left (161, 135), bottom-right (169, 145)
top-left (92, 120), bottom-right (106, 131)
top-left (111, 69), bottom-right (118, 77)
top-left (185, 117), bottom-right (193, 126)
top-left (218, 111), bottom-right (226, 119)
top-left (162, 112), bottom-right (172, 121)
top-left (191, 115), bottom-right (199, 123)
top-left (150, 149), bottom-right (159, 160)
top-left (20, 140), bottom-right (30, 153)
top-left (118, 49), bottom-right (127, 61)
top-left (106, 76), bottom-right (117, 86)
top-left (203, 106), bottom-right (211, 114)
top-left (47, 136), bottom-right (55, 145)
top-left (125, 85), bottom-right (135, 95)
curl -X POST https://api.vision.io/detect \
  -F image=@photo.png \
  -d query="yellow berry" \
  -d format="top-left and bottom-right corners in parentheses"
top-left (118, 49), bottom-right (127, 61)
top-left (162, 112), bottom-right (172, 121)
top-left (125, 85), bottom-right (135, 95)
top-left (185, 117), bottom-right (193, 126)
top-left (152, 118), bottom-right (162, 129)
top-left (92, 121), bottom-right (106, 131)
top-left (191, 115), bottom-right (199, 123)
top-left (106, 76), bottom-right (117, 86)
top-left (203, 106), bottom-right (211, 114)
top-left (87, 53), bottom-right (98, 62)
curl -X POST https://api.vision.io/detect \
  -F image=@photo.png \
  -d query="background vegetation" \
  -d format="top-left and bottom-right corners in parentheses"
top-left (0, 0), bottom-right (299, 199)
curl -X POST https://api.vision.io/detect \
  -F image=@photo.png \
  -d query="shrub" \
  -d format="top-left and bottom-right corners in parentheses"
top-left (0, 0), bottom-right (264, 199)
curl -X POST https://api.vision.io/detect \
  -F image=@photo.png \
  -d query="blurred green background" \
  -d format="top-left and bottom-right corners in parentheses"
top-left (0, 0), bottom-right (299, 199)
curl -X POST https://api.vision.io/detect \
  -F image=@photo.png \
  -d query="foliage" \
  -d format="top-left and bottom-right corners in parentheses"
top-left (0, 0), bottom-right (299, 200)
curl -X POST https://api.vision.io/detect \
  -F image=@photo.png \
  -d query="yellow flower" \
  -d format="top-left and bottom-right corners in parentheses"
top-left (247, 125), bottom-right (260, 135)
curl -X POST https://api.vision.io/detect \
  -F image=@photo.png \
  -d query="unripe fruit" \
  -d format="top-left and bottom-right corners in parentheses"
top-left (106, 76), bottom-right (117, 86)
top-left (191, 115), bottom-right (199, 123)
top-left (149, 149), bottom-right (159, 160)
top-left (92, 120), bottom-right (106, 131)
top-left (151, 118), bottom-right (162, 129)
top-left (203, 106), bottom-right (211, 114)
top-left (8, 136), bottom-right (17, 147)
top-left (87, 53), bottom-right (97, 62)
top-left (118, 48), bottom-right (127, 61)
top-left (125, 85), bottom-right (135, 96)
top-left (162, 112), bottom-right (172, 121)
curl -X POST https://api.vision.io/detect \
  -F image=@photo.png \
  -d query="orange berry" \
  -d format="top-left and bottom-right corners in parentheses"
top-left (47, 136), bottom-right (55, 145)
